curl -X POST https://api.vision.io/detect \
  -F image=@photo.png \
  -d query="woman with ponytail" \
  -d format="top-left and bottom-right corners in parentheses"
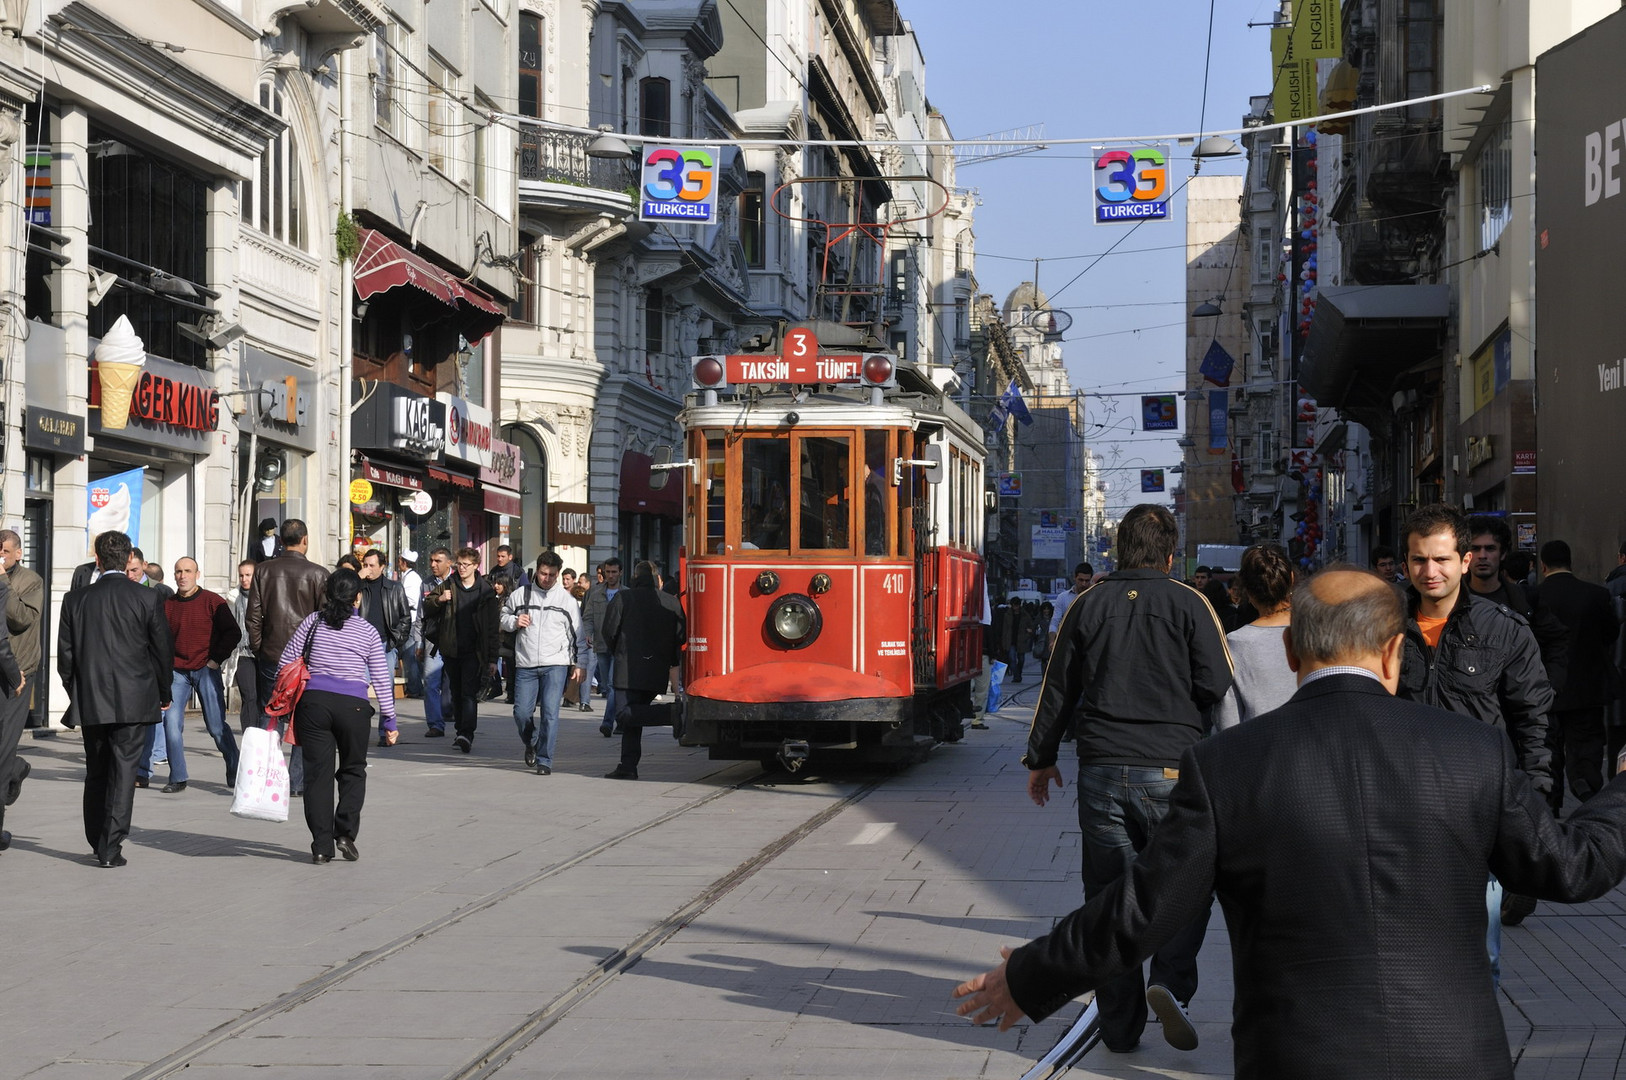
top-left (278, 568), bottom-right (396, 863)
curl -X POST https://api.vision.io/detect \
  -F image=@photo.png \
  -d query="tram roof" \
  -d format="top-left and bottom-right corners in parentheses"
top-left (681, 389), bottom-right (984, 447)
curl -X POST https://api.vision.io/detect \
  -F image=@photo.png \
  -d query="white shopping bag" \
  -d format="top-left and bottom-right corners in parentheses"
top-left (230, 723), bottom-right (290, 823)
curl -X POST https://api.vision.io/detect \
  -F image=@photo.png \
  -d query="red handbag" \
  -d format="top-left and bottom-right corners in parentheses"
top-left (262, 623), bottom-right (317, 744)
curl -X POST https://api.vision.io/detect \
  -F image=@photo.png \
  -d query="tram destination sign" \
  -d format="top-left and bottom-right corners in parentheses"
top-left (724, 353), bottom-right (865, 384)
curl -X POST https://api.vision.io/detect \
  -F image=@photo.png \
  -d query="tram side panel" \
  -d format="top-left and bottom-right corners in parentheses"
top-left (934, 547), bottom-right (985, 687)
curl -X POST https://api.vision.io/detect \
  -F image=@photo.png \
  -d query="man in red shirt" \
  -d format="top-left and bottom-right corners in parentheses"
top-left (141, 557), bottom-right (242, 792)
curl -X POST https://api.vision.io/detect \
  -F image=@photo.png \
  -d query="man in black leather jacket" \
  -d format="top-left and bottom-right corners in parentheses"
top-left (358, 549), bottom-right (411, 666)
top-left (1399, 503), bottom-right (1554, 959)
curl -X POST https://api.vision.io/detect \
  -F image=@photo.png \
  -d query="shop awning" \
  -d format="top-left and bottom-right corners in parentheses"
top-left (484, 487), bottom-right (522, 517)
top-left (618, 450), bottom-right (682, 520)
top-left (354, 228), bottom-right (506, 342)
top-left (360, 456), bottom-right (425, 491)
top-left (427, 464), bottom-right (477, 490)
top-left (1301, 285), bottom-right (1448, 419)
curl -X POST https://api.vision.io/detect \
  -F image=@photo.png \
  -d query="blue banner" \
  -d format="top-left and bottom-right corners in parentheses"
top-left (1208, 389), bottom-right (1228, 453)
top-left (1142, 394), bottom-right (1178, 431)
top-left (1198, 340), bottom-right (1236, 386)
top-left (87, 466), bottom-right (145, 546)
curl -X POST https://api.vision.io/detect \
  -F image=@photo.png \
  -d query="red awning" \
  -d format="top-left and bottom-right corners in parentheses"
top-left (353, 228), bottom-right (505, 342)
top-left (427, 465), bottom-right (477, 490)
top-left (484, 487), bottom-right (522, 517)
top-left (618, 451), bottom-right (682, 520)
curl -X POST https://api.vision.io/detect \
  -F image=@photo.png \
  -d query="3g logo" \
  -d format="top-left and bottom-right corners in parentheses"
top-left (1094, 145), bottom-right (1172, 224)
top-left (640, 146), bottom-right (721, 223)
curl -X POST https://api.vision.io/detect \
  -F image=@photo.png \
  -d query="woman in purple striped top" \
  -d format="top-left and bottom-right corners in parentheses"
top-left (279, 569), bottom-right (396, 863)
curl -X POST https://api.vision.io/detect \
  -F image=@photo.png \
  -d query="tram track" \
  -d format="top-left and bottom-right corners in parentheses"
top-left (118, 767), bottom-right (880, 1080)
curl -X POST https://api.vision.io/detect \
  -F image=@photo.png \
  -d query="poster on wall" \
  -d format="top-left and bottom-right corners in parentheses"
top-left (87, 467), bottom-right (145, 547)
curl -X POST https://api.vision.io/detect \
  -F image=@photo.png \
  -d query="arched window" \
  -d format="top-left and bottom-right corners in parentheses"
top-left (506, 423), bottom-right (548, 559)
top-left (242, 79), bottom-right (307, 248)
top-left (639, 77), bottom-right (670, 138)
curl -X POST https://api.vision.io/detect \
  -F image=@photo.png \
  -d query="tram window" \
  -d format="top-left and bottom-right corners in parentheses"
top-left (863, 430), bottom-right (890, 556)
top-left (897, 431), bottom-right (914, 553)
top-left (799, 435), bottom-right (851, 550)
top-left (741, 438), bottom-right (791, 550)
top-left (704, 434), bottom-right (726, 553)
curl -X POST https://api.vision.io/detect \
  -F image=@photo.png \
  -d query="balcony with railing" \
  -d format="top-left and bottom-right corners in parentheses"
top-left (518, 129), bottom-right (637, 217)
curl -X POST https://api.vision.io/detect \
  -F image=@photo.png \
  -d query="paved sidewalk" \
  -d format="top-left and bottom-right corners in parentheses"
top-left (1, 687), bottom-right (1624, 1079)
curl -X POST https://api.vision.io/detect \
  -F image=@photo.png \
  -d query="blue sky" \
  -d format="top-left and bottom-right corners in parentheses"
top-left (908, 1), bottom-right (1273, 510)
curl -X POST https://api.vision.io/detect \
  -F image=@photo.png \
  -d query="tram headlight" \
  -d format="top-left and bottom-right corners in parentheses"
top-left (767, 593), bottom-right (823, 649)
top-left (860, 352), bottom-right (896, 388)
top-left (691, 354), bottom-right (728, 391)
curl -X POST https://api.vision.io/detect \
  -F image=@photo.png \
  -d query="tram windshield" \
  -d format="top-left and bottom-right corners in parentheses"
top-left (742, 439), bottom-right (791, 549)
top-left (799, 436), bottom-right (850, 549)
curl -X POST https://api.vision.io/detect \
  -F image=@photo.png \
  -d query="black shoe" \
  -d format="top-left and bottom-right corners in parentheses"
top-left (134, 777), bottom-right (149, 789)
top-left (5, 758), bottom-right (28, 804)
top-left (524, 745), bottom-right (537, 768)
top-left (599, 724), bottom-right (613, 738)
top-left (312, 853), bottom-right (332, 864)
top-left (226, 773), bottom-right (236, 789)
top-left (0, 829), bottom-right (11, 851)
top-left (604, 768), bottom-right (638, 780)
top-left (1502, 892), bottom-right (1539, 926)
top-left (578, 702), bottom-right (593, 712)
top-left (505, 695), bottom-right (515, 705)
top-left (454, 734), bottom-right (472, 754)
top-left (161, 781), bottom-right (188, 794)
top-left (335, 837), bottom-right (359, 862)
top-left (425, 727), bottom-right (446, 738)
top-left (97, 852), bottom-right (127, 868)
top-left (535, 764), bottom-right (552, 776)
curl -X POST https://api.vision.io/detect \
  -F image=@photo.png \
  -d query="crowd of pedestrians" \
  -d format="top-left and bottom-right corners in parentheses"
top-left (956, 501), bottom-right (1626, 1080)
top-left (0, 513), bottom-right (684, 869)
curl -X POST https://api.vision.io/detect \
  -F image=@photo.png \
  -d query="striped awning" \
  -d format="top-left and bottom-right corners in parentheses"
top-left (353, 228), bottom-right (505, 342)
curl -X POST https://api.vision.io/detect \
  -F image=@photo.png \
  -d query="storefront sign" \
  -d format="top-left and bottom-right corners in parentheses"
top-left (408, 490), bottom-right (434, 515)
top-left (1513, 450), bottom-right (1537, 474)
top-left (479, 438), bottom-right (523, 489)
top-left (89, 362), bottom-right (220, 432)
top-left (437, 393), bottom-right (494, 468)
top-left (239, 348), bottom-right (318, 453)
top-left (351, 380), bottom-right (445, 460)
top-left (549, 502), bottom-right (597, 547)
top-left (349, 479), bottom-right (374, 504)
top-left (361, 458), bottom-right (424, 491)
top-left (26, 407), bottom-right (85, 455)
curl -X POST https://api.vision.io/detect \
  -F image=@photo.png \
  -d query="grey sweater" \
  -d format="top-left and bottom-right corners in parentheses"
top-left (1214, 622), bottom-right (1300, 730)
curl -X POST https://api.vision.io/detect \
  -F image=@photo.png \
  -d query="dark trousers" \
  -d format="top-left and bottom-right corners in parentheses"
top-left (444, 654), bottom-right (485, 740)
top-left (1007, 645), bottom-right (1025, 682)
top-left (82, 723), bottom-right (149, 861)
top-left (617, 688), bottom-right (656, 773)
top-left (1077, 763), bottom-right (1211, 1049)
top-left (235, 659), bottom-right (259, 732)
top-left (1548, 706), bottom-right (1607, 810)
top-left (0, 677), bottom-right (31, 832)
top-left (296, 689), bottom-right (372, 859)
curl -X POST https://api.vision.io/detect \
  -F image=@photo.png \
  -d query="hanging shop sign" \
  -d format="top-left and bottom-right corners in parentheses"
top-left (407, 490), bottom-right (434, 515)
top-left (349, 479), bottom-right (375, 505)
top-left (639, 145), bottom-right (720, 223)
top-left (26, 407), bottom-right (85, 455)
top-left (350, 381), bottom-right (445, 460)
top-left (437, 393), bottom-right (495, 468)
top-left (1094, 146), bottom-right (1170, 224)
top-left (479, 438), bottom-right (523, 489)
top-left (548, 502), bottom-right (597, 548)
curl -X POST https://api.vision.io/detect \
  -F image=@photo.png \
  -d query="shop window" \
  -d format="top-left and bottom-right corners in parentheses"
top-left (740, 172), bottom-right (765, 267)
top-left (242, 79), bottom-right (307, 249)
top-left (639, 77), bottom-right (670, 138)
top-left (799, 436), bottom-right (850, 550)
top-left (517, 13), bottom-right (543, 119)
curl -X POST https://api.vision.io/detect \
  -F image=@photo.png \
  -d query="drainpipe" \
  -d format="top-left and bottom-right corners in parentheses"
top-left (338, 45), bottom-right (355, 555)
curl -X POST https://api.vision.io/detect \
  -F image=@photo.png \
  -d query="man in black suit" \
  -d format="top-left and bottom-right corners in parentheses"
top-left (58, 531), bottom-right (174, 868)
top-left (1538, 540), bottom-right (1621, 808)
top-left (956, 568), bottom-right (1626, 1080)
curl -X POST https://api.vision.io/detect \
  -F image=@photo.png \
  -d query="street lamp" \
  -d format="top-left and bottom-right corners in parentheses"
top-left (586, 125), bottom-right (635, 160)
top-left (1193, 297), bottom-right (1223, 317)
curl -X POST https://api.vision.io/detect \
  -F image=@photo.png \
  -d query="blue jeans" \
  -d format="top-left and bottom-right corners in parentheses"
top-left (401, 630), bottom-right (424, 697)
top-left (144, 667), bottom-right (239, 785)
top-left (594, 653), bottom-right (616, 734)
top-left (1077, 763), bottom-right (1211, 1050)
top-left (513, 666), bottom-right (568, 768)
top-left (423, 647), bottom-right (446, 731)
top-left (1486, 874), bottom-right (1503, 988)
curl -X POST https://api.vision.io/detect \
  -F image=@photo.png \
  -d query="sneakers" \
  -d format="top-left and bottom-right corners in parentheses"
top-left (1146, 984), bottom-right (1198, 1051)
top-left (453, 734), bottom-right (472, 754)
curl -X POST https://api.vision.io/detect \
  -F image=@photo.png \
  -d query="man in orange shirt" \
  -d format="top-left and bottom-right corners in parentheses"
top-left (1397, 503), bottom-right (1555, 984)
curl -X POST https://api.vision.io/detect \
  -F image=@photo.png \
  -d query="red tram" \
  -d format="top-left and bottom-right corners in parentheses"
top-left (667, 325), bottom-right (985, 769)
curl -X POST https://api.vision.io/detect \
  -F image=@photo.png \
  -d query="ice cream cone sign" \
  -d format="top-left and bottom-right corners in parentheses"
top-left (94, 315), bottom-right (146, 430)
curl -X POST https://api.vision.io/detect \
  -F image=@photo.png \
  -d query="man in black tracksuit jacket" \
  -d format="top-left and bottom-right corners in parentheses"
top-left (1023, 504), bottom-right (1233, 1054)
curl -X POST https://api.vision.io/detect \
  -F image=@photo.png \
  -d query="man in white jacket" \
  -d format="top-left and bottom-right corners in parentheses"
top-left (502, 550), bottom-right (589, 775)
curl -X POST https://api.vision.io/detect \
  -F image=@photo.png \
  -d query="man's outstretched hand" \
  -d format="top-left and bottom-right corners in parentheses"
top-left (953, 947), bottom-right (1026, 1031)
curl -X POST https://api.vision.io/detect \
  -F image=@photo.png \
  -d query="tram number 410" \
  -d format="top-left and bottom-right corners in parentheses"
top-left (880, 572), bottom-right (908, 594)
